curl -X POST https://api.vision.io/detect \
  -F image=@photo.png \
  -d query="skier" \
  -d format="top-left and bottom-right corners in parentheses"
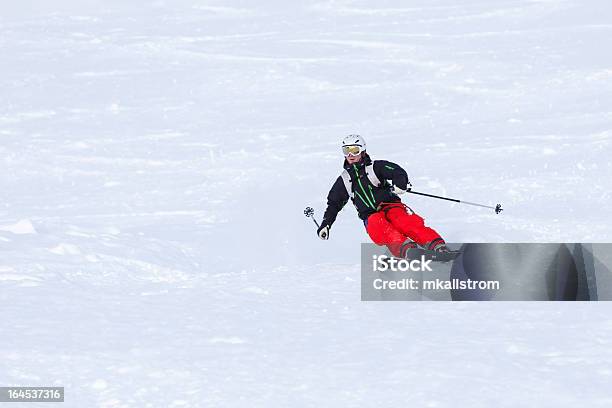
top-left (317, 134), bottom-right (448, 258)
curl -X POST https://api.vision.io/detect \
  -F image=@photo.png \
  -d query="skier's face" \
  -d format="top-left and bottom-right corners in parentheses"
top-left (345, 152), bottom-right (363, 164)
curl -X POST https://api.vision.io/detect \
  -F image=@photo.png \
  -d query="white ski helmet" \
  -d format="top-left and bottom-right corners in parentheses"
top-left (341, 134), bottom-right (366, 156)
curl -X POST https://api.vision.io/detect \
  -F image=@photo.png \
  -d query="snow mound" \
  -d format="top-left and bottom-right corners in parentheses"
top-left (0, 219), bottom-right (37, 235)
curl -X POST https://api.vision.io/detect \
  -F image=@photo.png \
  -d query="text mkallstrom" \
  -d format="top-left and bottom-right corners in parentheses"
top-left (373, 278), bottom-right (500, 291)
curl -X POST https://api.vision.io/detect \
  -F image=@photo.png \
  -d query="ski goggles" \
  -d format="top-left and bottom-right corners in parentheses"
top-left (342, 144), bottom-right (364, 157)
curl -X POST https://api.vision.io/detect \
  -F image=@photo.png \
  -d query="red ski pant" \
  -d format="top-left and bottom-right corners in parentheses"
top-left (365, 204), bottom-right (443, 257)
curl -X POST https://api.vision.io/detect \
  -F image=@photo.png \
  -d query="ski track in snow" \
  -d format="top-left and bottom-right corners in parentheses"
top-left (1, 0), bottom-right (612, 406)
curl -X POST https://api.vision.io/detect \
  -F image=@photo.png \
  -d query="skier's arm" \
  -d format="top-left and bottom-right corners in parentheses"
top-left (373, 160), bottom-right (411, 190)
top-left (322, 176), bottom-right (349, 228)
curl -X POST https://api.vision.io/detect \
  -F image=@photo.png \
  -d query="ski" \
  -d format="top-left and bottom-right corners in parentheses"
top-left (403, 247), bottom-right (461, 263)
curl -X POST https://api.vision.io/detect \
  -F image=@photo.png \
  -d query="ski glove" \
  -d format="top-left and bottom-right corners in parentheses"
top-left (393, 181), bottom-right (412, 195)
top-left (317, 223), bottom-right (330, 240)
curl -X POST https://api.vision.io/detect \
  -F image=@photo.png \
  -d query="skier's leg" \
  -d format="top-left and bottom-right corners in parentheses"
top-left (385, 206), bottom-right (445, 250)
top-left (365, 212), bottom-right (413, 258)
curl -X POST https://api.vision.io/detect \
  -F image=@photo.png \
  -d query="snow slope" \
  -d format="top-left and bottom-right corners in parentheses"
top-left (1, 0), bottom-right (612, 406)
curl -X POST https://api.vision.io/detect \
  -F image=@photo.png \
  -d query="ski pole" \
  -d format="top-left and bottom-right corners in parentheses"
top-left (406, 190), bottom-right (503, 214)
top-left (303, 206), bottom-right (321, 228)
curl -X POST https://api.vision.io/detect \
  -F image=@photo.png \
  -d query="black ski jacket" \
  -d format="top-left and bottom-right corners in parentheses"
top-left (322, 154), bottom-right (410, 226)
